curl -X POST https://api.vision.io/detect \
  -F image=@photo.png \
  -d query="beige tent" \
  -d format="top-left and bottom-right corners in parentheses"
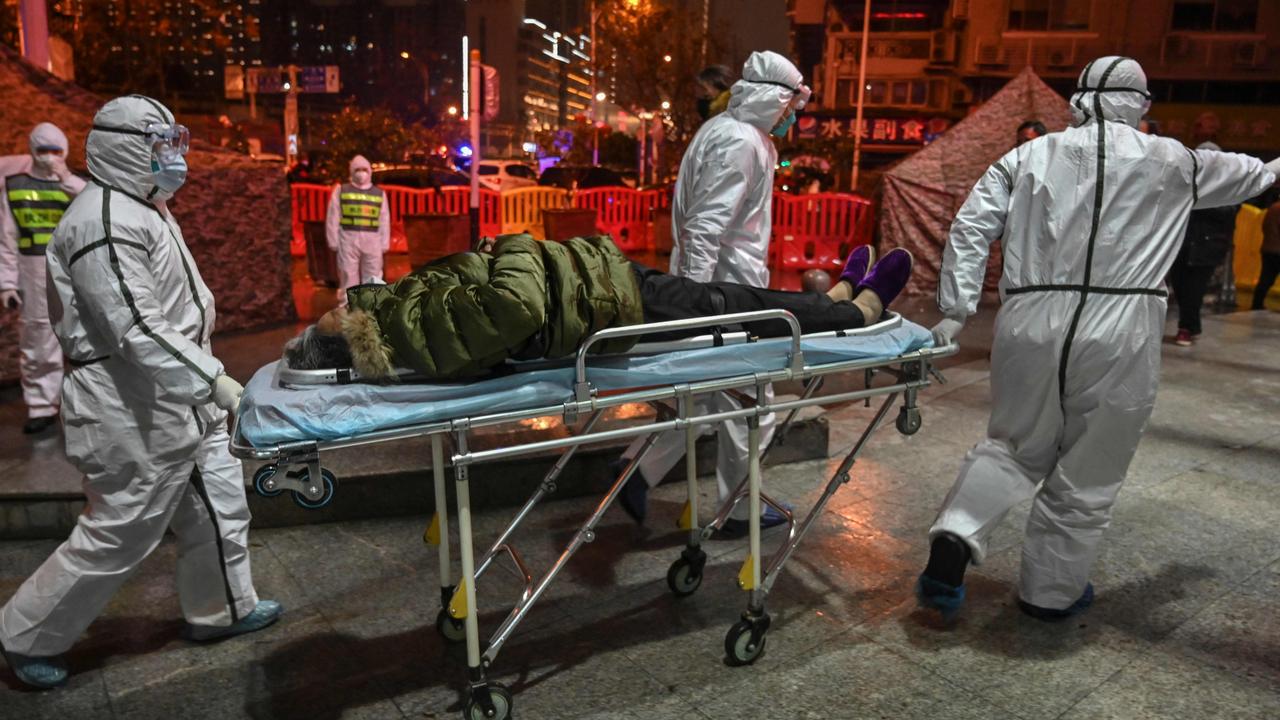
top-left (880, 68), bottom-right (1074, 297)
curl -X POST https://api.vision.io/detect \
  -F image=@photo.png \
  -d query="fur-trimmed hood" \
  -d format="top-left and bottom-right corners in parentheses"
top-left (342, 309), bottom-right (396, 380)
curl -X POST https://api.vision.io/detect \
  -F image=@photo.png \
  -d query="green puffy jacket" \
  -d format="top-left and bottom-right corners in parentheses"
top-left (345, 234), bottom-right (644, 380)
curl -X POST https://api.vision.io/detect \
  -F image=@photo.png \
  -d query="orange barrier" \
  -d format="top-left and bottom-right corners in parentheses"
top-left (501, 187), bottom-right (569, 238)
top-left (573, 187), bottom-right (665, 253)
top-left (292, 185), bottom-right (874, 279)
top-left (771, 193), bottom-right (874, 290)
top-left (291, 184), bottom-right (502, 255)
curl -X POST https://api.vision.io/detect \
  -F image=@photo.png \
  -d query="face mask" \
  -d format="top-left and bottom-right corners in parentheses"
top-left (34, 152), bottom-right (61, 168)
top-left (771, 112), bottom-right (797, 138)
top-left (151, 153), bottom-right (188, 198)
top-left (353, 170), bottom-right (371, 185)
top-left (696, 98), bottom-right (713, 120)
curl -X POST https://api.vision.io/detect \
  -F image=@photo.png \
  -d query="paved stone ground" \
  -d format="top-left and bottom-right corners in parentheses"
top-left (1, 310), bottom-right (1278, 720)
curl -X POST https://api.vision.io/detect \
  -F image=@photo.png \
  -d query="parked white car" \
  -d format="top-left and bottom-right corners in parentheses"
top-left (476, 160), bottom-right (538, 191)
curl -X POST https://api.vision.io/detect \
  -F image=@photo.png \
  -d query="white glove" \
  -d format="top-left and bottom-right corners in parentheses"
top-left (47, 155), bottom-right (72, 182)
top-left (0, 289), bottom-right (20, 310)
top-left (930, 317), bottom-right (964, 347)
top-left (211, 374), bottom-right (244, 413)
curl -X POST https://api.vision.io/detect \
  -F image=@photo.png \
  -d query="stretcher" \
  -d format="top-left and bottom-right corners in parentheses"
top-left (230, 310), bottom-right (957, 720)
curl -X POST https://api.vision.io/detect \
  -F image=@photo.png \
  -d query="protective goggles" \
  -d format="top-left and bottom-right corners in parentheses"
top-left (93, 122), bottom-right (191, 160)
top-left (748, 78), bottom-right (813, 112)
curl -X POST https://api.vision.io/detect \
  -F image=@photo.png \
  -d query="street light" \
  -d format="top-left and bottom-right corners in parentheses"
top-left (663, 54), bottom-right (672, 62)
top-left (595, 91), bottom-right (607, 101)
top-left (660, 100), bottom-right (670, 110)
top-left (400, 51), bottom-right (410, 59)
top-left (447, 105), bottom-right (458, 116)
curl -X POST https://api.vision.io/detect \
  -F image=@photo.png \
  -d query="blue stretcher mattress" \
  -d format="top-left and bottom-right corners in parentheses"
top-left (238, 319), bottom-right (933, 447)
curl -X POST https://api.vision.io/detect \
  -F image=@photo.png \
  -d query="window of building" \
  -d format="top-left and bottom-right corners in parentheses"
top-left (1007, 0), bottom-right (1091, 31)
top-left (1170, 0), bottom-right (1258, 32)
top-left (842, 1), bottom-right (947, 32)
top-left (836, 78), bottom-right (854, 108)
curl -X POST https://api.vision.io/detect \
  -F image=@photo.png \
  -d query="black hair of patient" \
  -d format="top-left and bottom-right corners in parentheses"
top-left (285, 327), bottom-right (354, 370)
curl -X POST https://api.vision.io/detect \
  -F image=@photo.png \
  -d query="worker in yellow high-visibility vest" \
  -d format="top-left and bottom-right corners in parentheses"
top-left (0, 123), bottom-right (87, 435)
top-left (325, 155), bottom-right (389, 307)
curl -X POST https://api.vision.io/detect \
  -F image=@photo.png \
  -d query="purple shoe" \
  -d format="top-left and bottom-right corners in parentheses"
top-left (838, 244), bottom-right (875, 288)
top-left (855, 248), bottom-right (913, 308)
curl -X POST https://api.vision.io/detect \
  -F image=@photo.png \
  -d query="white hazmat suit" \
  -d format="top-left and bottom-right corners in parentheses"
top-left (929, 57), bottom-right (1276, 609)
top-left (0, 123), bottom-right (87, 423)
top-left (0, 96), bottom-right (260, 657)
top-left (325, 154), bottom-right (389, 307)
top-left (627, 51), bottom-right (810, 517)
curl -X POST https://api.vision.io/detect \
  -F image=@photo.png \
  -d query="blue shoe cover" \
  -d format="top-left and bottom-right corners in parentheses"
top-left (1018, 583), bottom-right (1094, 622)
top-left (916, 573), bottom-right (966, 617)
top-left (185, 600), bottom-right (284, 642)
top-left (0, 644), bottom-right (67, 689)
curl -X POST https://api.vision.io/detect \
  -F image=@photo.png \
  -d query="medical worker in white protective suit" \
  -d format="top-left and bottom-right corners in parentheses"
top-left (0, 123), bottom-right (87, 435)
top-left (0, 96), bottom-right (282, 690)
top-left (614, 50), bottom-right (811, 537)
top-left (917, 57), bottom-right (1278, 620)
top-left (325, 154), bottom-right (389, 307)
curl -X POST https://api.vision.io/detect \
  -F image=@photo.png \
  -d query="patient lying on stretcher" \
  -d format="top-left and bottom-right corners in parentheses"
top-left (285, 234), bottom-right (913, 381)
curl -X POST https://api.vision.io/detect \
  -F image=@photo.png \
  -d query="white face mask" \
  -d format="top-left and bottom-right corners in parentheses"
top-left (353, 169), bottom-right (371, 185)
top-left (35, 153), bottom-right (61, 167)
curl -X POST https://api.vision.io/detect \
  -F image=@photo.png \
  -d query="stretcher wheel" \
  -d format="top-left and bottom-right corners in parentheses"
top-left (291, 469), bottom-right (337, 509)
top-left (724, 618), bottom-right (768, 666)
top-left (896, 407), bottom-right (922, 435)
top-left (435, 608), bottom-right (467, 643)
top-left (253, 465), bottom-right (283, 498)
top-left (666, 557), bottom-right (704, 597)
top-left (463, 684), bottom-right (512, 720)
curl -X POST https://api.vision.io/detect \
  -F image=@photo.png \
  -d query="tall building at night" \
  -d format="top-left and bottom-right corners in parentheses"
top-left (256, 0), bottom-right (465, 122)
top-left (790, 0), bottom-right (1280, 160)
top-left (467, 1), bottom-right (592, 135)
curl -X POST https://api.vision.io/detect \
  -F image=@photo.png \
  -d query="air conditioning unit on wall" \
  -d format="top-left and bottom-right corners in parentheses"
top-left (930, 30), bottom-right (956, 65)
top-left (1233, 40), bottom-right (1266, 67)
top-left (1045, 45), bottom-right (1076, 68)
top-left (975, 38), bottom-right (1005, 66)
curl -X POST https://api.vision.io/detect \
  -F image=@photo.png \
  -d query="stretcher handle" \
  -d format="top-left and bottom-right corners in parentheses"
top-left (574, 309), bottom-right (804, 402)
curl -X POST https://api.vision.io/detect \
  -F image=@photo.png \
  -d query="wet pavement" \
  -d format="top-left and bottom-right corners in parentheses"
top-left (1, 300), bottom-right (1277, 719)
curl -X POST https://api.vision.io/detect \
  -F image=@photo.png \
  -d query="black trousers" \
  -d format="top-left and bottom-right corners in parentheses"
top-left (1168, 256), bottom-right (1217, 335)
top-left (1252, 252), bottom-right (1280, 310)
top-left (632, 263), bottom-right (865, 342)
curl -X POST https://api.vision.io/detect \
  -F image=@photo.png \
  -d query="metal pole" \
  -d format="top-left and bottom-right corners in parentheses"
top-left (850, 0), bottom-right (872, 192)
top-left (469, 49), bottom-right (482, 249)
top-left (591, 1), bottom-right (599, 166)
top-left (18, 0), bottom-right (51, 71)
top-left (431, 435), bottom-right (451, 592)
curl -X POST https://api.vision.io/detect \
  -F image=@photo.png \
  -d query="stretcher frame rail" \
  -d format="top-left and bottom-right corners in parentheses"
top-left (227, 310), bottom-right (958, 720)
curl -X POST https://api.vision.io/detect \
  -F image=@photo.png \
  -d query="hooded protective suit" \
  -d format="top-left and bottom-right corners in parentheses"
top-left (0, 123), bottom-right (87, 421)
top-left (0, 96), bottom-right (259, 657)
top-left (325, 154), bottom-right (389, 307)
top-left (626, 51), bottom-right (810, 517)
top-left (929, 57), bottom-right (1276, 609)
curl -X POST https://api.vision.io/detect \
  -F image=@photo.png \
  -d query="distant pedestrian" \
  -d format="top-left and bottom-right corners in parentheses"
top-left (1253, 190), bottom-right (1280, 310)
top-left (325, 155), bottom-right (389, 306)
top-left (1169, 138), bottom-right (1239, 346)
top-left (695, 65), bottom-right (735, 121)
top-left (1016, 119), bottom-right (1047, 146)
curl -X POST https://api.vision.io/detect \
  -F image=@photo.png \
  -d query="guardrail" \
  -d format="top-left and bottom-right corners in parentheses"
top-left (291, 184), bottom-right (874, 288)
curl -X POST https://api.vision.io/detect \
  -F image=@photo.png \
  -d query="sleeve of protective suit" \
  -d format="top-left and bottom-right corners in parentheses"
top-left (65, 227), bottom-right (224, 404)
top-left (60, 173), bottom-right (87, 196)
top-left (1191, 149), bottom-right (1276, 210)
top-left (676, 138), bottom-right (757, 283)
top-left (325, 185), bottom-right (342, 251)
top-left (379, 193), bottom-right (391, 252)
top-left (0, 187), bottom-right (17, 291)
top-left (937, 154), bottom-right (1014, 320)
